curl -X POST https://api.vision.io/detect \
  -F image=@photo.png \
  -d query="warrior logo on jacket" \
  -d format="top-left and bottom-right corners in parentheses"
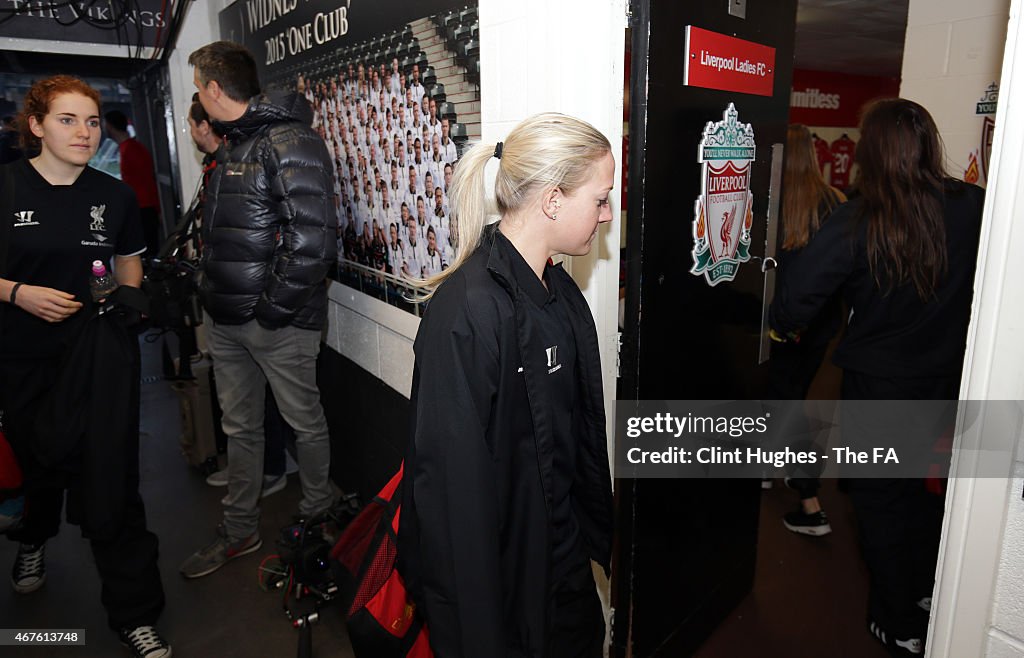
top-left (13, 210), bottom-right (38, 226)
top-left (691, 103), bottom-right (755, 287)
top-left (546, 345), bottom-right (561, 374)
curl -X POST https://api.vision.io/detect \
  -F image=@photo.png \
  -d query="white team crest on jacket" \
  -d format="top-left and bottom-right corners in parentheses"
top-left (90, 204), bottom-right (107, 232)
top-left (546, 346), bottom-right (561, 374)
top-left (13, 210), bottom-right (38, 226)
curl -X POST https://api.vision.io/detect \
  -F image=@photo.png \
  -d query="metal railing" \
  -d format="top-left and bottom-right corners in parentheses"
top-left (332, 258), bottom-right (426, 317)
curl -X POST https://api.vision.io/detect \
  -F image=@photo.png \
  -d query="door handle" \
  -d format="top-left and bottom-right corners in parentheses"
top-left (758, 143), bottom-right (785, 364)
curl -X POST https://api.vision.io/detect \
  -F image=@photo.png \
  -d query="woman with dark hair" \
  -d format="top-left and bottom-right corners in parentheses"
top-left (398, 113), bottom-right (615, 657)
top-left (771, 99), bottom-right (985, 656)
top-left (768, 124), bottom-right (846, 537)
top-left (0, 75), bottom-right (170, 658)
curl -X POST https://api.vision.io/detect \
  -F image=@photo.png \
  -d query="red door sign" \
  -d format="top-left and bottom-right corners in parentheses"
top-left (684, 26), bottom-right (776, 97)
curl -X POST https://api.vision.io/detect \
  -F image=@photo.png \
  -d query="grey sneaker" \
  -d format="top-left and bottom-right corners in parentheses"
top-left (179, 525), bottom-right (261, 579)
top-left (120, 625), bottom-right (172, 658)
top-left (205, 468), bottom-right (229, 487)
top-left (12, 542), bottom-right (45, 594)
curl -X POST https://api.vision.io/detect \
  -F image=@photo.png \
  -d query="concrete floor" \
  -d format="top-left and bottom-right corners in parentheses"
top-left (696, 479), bottom-right (888, 657)
top-left (0, 330), bottom-right (913, 657)
top-left (0, 332), bottom-right (356, 658)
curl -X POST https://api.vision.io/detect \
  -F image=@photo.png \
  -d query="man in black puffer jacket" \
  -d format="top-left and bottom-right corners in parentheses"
top-left (179, 41), bottom-right (337, 579)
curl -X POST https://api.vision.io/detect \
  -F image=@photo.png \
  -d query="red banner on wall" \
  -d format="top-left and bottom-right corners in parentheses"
top-left (789, 69), bottom-right (900, 127)
top-left (684, 26), bottom-right (776, 97)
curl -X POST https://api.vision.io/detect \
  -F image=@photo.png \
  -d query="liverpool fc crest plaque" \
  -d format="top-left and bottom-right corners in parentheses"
top-left (691, 103), bottom-right (756, 286)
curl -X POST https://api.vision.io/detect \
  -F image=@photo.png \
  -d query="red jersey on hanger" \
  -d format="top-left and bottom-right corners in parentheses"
top-left (830, 135), bottom-right (856, 189)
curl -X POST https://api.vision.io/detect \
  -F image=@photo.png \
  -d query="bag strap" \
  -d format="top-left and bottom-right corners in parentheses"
top-left (156, 202), bottom-right (198, 260)
top-left (156, 172), bottom-right (205, 261)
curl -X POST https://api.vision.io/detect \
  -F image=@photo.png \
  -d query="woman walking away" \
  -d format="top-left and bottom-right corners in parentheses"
top-left (398, 113), bottom-right (616, 658)
top-left (768, 124), bottom-right (847, 537)
top-left (770, 99), bottom-right (985, 656)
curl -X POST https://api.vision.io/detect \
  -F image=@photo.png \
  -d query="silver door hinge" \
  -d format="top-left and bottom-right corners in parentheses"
top-left (616, 331), bottom-right (623, 378)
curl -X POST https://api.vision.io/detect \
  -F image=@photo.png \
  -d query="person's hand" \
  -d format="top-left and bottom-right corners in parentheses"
top-left (13, 285), bottom-right (83, 322)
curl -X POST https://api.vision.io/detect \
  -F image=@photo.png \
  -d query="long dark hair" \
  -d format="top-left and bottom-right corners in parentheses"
top-left (855, 98), bottom-right (948, 299)
top-left (782, 124), bottom-right (844, 249)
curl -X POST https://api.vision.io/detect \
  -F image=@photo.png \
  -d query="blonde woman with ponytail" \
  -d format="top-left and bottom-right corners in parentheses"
top-left (767, 124), bottom-right (846, 537)
top-left (397, 113), bottom-right (615, 658)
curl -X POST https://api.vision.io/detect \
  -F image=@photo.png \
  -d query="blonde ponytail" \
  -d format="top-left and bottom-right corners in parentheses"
top-left (408, 113), bottom-right (611, 298)
top-left (409, 142), bottom-right (497, 295)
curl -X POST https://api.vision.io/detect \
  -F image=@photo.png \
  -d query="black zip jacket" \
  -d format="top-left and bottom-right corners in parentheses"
top-left (199, 91), bottom-right (336, 330)
top-left (770, 181), bottom-right (985, 379)
top-left (776, 195), bottom-right (846, 349)
top-left (398, 226), bottom-right (613, 658)
top-left (31, 288), bottom-right (148, 541)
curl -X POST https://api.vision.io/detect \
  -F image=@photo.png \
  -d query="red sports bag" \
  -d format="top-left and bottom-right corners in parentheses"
top-left (331, 463), bottom-right (432, 657)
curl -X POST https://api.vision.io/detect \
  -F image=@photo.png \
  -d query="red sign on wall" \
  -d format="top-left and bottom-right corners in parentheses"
top-left (684, 26), bottom-right (776, 97)
top-left (789, 69), bottom-right (900, 127)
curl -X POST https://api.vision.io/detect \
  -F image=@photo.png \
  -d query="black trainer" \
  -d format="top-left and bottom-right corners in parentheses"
top-left (783, 509), bottom-right (833, 536)
top-left (11, 542), bottom-right (45, 594)
top-left (869, 619), bottom-right (923, 656)
top-left (120, 625), bottom-right (172, 658)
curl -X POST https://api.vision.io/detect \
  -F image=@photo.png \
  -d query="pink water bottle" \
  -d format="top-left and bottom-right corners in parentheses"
top-left (89, 260), bottom-right (117, 301)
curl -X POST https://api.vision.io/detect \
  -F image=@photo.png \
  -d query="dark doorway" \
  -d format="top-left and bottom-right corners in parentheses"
top-left (614, 0), bottom-right (799, 655)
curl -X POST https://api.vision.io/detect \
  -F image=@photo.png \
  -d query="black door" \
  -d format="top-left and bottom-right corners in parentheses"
top-left (614, 1), bottom-right (798, 655)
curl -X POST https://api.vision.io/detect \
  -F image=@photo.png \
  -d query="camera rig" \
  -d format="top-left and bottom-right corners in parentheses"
top-left (142, 195), bottom-right (203, 380)
top-left (259, 492), bottom-right (361, 658)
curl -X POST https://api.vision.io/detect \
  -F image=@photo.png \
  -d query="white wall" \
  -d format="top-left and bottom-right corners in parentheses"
top-left (901, 0), bottom-right (1009, 181)
top-left (324, 283), bottom-right (419, 398)
top-left (901, 1), bottom-right (1024, 657)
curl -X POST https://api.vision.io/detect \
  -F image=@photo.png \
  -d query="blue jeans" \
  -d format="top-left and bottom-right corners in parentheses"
top-left (207, 319), bottom-right (333, 540)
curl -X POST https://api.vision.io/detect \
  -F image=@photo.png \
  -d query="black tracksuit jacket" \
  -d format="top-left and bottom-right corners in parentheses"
top-left (770, 180), bottom-right (985, 381)
top-left (398, 226), bottom-right (613, 657)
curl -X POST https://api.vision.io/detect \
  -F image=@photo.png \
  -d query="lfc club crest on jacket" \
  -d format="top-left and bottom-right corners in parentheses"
top-left (691, 103), bottom-right (755, 286)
